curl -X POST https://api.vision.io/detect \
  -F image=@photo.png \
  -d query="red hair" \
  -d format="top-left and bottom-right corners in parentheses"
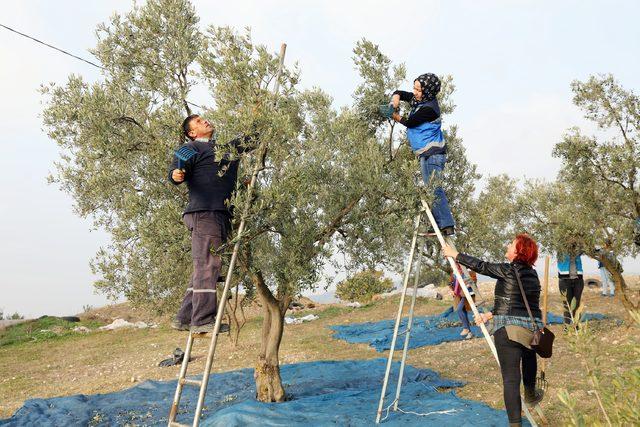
top-left (513, 233), bottom-right (538, 266)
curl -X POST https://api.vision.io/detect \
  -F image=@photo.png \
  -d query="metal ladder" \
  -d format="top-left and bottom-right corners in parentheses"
top-left (167, 43), bottom-right (287, 427)
top-left (375, 199), bottom-right (546, 426)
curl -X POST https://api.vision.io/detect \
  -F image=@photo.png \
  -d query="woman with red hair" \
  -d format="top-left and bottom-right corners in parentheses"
top-left (443, 234), bottom-right (544, 427)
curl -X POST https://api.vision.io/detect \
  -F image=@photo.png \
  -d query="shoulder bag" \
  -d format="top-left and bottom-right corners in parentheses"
top-left (513, 266), bottom-right (555, 358)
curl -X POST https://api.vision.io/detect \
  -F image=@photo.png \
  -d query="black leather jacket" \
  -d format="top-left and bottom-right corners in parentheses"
top-left (456, 253), bottom-right (541, 319)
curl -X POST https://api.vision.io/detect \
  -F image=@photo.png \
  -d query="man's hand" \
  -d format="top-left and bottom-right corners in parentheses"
top-left (392, 94), bottom-right (400, 109)
top-left (474, 311), bottom-right (493, 326)
top-left (442, 244), bottom-right (459, 259)
top-left (172, 169), bottom-right (185, 183)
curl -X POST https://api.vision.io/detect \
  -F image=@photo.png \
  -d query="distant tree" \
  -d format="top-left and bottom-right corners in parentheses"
top-left (9, 312), bottom-right (24, 320)
top-left (462, 174), bottom-right (525, 259)
top-left (520, 75), bottom-right (639, 311)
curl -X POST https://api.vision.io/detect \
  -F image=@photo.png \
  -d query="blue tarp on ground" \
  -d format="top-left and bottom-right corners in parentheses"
top-left (1, 359), bottom-right (513, 426)
top-left (329, 308), bottom-right (606, 352)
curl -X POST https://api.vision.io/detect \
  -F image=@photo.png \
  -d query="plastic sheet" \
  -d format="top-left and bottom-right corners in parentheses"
top-left (330, 307), bottom-right (605, 352)
top-left (1, 359), bottom-right (509, 426)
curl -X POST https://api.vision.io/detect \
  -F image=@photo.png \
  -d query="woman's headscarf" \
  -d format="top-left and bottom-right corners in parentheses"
top-left (413, 73), bottom-right (441, 104)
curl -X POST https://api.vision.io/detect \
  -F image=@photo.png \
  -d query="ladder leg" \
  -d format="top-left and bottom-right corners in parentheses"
top-left (393, 249), bottom-right (423, 410)
top-left (420, 199), bottom-right (540, 427)
top-left (168, 333), bottom-right (195, 424)
top-left (375, 213), bottom-right (422, 424)
top-left (533, 403), bottom-right (548, 425)
top-left (192, 237), bottom-right (243, 427)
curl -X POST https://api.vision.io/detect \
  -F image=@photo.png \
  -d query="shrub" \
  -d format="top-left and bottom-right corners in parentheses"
top-left (0, 316), bottom-right (104, 347)
top-left (336, 270), bottom-right (394, 303)
top-left (558, 308), bottom-right (640, 425)
top-left (413, 267), bottom-right (449, 288)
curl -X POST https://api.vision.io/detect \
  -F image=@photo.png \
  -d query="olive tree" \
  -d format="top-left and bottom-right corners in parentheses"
top-left (42, 0), bottom-right (493, 402)
top-left (520, 75), bottom-right (639, 311)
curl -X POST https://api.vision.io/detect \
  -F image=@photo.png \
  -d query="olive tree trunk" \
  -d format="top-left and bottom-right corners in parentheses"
top-left (597, 254), bottom-right (639, 312)
top-left (251, 270), bottom-right (291, 402)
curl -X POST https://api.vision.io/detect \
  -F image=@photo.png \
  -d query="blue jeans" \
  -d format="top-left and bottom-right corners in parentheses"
top-left (599, 267), bottom-right (614, 296)
top-left (456, 299), bottom-right (471, 330)
top-left (419, 154), bottom-right (455, 229)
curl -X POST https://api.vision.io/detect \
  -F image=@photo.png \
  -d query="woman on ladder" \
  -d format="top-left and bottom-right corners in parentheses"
top-left (442, 234), bottom-right (545, 427)
top-left (390, 73), bottom-right (455, 236)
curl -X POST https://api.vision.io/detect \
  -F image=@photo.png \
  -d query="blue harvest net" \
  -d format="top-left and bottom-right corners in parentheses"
top-left (2, 359), bottom-right (512, 426)
top-left (329, 307), bottom-right (606, 352)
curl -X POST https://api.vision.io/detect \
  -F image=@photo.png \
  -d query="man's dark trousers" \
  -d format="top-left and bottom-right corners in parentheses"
top-left (558, 275), bottom-right (584, 324)
top-left (177, 211), bottom-right (230, 326)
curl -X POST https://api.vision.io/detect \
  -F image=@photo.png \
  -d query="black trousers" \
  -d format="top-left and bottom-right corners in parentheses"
top-left (494, 327), bottom-right (537, 424)
top-left (558, 276), bottom-right (584, 324)
top-left (177, 211), bottom-right (231, 326)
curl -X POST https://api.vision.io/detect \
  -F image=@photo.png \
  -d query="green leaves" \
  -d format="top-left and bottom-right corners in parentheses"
top-left (42, 1), bottom-right (487, 313)
top-left (557, 76), bottom-right (639, 253)
top-left (335, 270), bottom-right (394, 303)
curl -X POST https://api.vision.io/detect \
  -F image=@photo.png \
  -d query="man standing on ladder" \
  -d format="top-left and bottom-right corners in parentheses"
top-left (168, 114), bottom-right (254, 334)
top-left (391, 73), bottom-right (455, 236)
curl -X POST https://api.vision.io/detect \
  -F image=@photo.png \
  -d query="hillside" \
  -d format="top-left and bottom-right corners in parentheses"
top-left (1, 275), bottom-right (638, 423)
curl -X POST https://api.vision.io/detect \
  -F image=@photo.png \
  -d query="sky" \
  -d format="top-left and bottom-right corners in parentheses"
top-left (1, 1), bottom-right (639, 317)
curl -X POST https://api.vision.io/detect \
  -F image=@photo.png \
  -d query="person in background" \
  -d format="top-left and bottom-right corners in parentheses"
top-left (597, 258), bottom-right (614, 297)
top-left (597, 241), bottom-right (615, 297)
top-left (557, 248), bottom-right (585, 324)
top-left (443, 233), bottom-right (544, 427)
top-left (449, 265), bottom-right (477, 339)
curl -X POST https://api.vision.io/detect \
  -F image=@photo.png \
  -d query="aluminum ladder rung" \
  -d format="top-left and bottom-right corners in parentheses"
top-left (169, 422), bottom-right (189, 427)
top-left (190, 332), bottom-right (211, 339)
top-left (179, 378), bottom-right (202, 387)
top-left (397, 328), bottom-right (410, 336)
top-left (416, 232), bottom-right (432, 237)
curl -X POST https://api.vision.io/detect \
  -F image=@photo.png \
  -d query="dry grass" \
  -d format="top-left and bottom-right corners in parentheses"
top-left (1, 276), bottom-right (638, 424)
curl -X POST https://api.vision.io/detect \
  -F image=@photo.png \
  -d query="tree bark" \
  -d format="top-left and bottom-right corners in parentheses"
top-left (225, 283), bottom-right (246, 348)
top-left (251, 270), bottom-right (288, 402)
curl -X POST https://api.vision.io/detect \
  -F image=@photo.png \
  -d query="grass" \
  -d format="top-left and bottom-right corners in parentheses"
top-left (0, 316), bottom-right (104, 347)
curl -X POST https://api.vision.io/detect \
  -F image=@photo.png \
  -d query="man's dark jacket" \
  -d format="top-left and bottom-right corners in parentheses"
top-left (168, 136), bottom-right (253, 215)
top-left (456, 253), bottom-right (542, 318)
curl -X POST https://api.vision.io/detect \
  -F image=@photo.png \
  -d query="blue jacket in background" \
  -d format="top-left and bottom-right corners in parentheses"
top-left (557, 254), bottom-right (583, 276)
top-left (406, 98), bottom-right (446, 157)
